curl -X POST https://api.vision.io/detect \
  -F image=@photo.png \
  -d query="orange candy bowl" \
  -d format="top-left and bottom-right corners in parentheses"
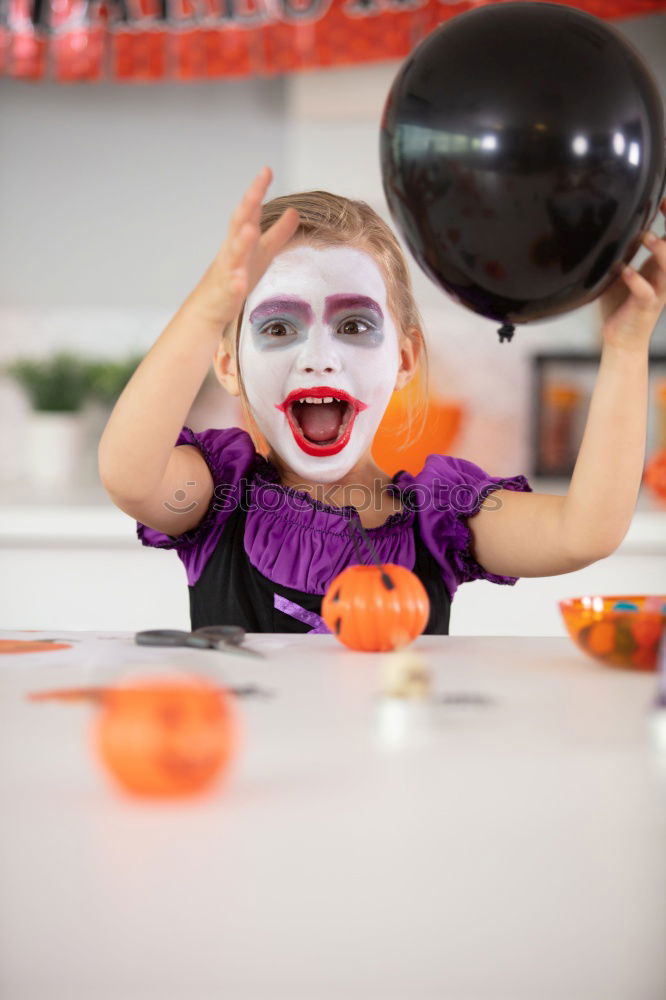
top-left (559, 595), bottom-right (666, 672)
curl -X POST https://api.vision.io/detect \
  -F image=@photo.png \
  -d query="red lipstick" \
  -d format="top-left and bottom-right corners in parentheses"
top-left (276, 386), bottom-right (368, 457)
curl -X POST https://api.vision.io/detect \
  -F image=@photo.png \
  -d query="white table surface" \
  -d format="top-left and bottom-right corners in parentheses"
top-left (1, 631), bottom-right (665, 1000)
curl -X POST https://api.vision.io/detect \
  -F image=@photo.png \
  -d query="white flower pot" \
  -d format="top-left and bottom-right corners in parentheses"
top-left (81, 400), bottom-right (113, 484)
top-left (25, 411), bottom-right (85, 489)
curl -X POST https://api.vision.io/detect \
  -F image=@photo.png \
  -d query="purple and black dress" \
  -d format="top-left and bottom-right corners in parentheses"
top-left (137, 426), bottom-right (532, 634)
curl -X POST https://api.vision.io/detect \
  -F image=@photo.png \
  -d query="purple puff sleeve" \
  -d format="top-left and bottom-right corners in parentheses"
top-left (136, 426), bottom-right (257, 586)
top-left (395, 454), bottom-right (533, 601)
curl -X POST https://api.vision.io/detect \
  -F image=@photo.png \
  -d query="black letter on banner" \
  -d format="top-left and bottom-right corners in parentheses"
top-left (29, 0), bottom-right (49, 29)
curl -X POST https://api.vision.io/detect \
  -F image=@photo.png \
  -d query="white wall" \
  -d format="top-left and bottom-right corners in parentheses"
top-left (0, 77), bottom-right (288, 309)
top-left (0, 75), bottom-right (288, 480)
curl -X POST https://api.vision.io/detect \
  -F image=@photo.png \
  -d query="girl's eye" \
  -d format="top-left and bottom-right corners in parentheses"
top-left (262, 321), bottom-right (294, 338)
top-left (338, 317), bottom-right (370, 336)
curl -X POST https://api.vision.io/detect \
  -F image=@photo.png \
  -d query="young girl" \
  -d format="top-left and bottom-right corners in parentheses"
top-left (98, 168), bottom-right (666, 634)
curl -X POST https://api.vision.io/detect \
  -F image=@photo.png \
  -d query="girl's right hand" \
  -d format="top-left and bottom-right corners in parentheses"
top-left (196, 166), bottom-right (300, 326)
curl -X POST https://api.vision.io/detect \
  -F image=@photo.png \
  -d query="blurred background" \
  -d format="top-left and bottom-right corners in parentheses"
top-left (1, 6), bottom-right (665, 632)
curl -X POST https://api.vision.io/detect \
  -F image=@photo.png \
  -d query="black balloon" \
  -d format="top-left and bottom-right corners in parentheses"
top-left (380, 2), bottom-right (666, 337)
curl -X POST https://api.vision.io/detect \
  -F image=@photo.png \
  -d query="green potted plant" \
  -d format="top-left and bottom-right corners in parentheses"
top-left (85, 354), bottom-right (143, 409)
top-left (79, 354), bottom-right (144, 483)
top-left (3, 351), bottom-right (92, 489)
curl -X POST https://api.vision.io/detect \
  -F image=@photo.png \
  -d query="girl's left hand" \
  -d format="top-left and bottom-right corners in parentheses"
top-left (599, 197), bottom-right (666, 353)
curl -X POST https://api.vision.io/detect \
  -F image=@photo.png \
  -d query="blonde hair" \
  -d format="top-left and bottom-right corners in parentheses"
top-left (228, 190), bottom-right (429, 455)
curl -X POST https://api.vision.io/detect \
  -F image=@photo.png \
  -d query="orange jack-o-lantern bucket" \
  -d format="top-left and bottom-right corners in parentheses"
top-left (92, 675), bottom-right (238, 798)
top-left (322, 563), bottom-right (430, 652)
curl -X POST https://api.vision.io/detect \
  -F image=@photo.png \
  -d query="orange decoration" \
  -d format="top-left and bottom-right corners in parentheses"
top-left (643, 449), bottom-right (666, 505)
top-left (0, 639), bottom-right (71, 654)
top-left (28, 687), bottom-right (107, 703)
top-left (372, 381), bottom-right (464, 476)
top-left (92, 676), bottom-right (238, 798)
top-left (586, 621), bottom-right (616, 655)
top-left (630, 644), bottom-right (659, 670)
top-left (5, 0), bottom-right (664, 85)
top-left (630, 615), bottom-right (663, 648)
top-left (321, 563), bottom-right (430, 652)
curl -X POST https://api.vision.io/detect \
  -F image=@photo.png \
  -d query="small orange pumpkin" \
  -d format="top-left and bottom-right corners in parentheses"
top-left (92, 675), bottom-right (238, 798)
top-left (321, 563), bottom-right (430, 652)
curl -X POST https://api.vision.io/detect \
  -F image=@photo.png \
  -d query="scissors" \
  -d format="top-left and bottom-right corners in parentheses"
top-left (135, 626), bottom-right (263, 659)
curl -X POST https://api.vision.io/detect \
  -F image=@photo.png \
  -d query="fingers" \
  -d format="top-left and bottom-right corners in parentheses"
top-left (622, 262), bottom-right (660, 308)
top-left (633, 219), bottom-right (666, 302)
top-left (229, 221), bottom-right (257, 264)
top-left (260, 206), bottom-right (301, 260)
top-left (212, 169), bottom-right (300, 312)
top-left (227, 166), bottom-right (272, 242)
top-left (228, 169), bottom-right (299, 268)
top-left (227, 221), bottom-right (258, 295)
top-left (643, 225), bottom-right (666, 286)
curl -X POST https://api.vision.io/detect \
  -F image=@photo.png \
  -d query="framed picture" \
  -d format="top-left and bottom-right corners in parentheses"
top-left (530, 350), bottom-right (666, 479)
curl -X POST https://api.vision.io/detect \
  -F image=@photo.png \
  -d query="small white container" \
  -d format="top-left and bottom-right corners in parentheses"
top-left (25, 411), bottom-right (85, 489)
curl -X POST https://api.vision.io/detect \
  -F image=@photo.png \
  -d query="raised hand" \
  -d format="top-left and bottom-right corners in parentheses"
top-left (599, 198), bottom-right (666, 353)
top-left (197, 166), bottom-right (300, 325)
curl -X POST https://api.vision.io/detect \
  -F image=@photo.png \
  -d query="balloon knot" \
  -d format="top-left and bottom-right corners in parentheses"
top-left (498, 324), bottom-right (515, 343)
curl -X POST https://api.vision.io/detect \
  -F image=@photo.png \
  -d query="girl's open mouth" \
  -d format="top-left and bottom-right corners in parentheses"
top-left (276, 387), bottom-right (368, 457)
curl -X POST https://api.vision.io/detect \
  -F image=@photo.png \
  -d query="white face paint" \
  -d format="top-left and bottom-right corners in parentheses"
top-left (238, 245), bottom-right (401, 484)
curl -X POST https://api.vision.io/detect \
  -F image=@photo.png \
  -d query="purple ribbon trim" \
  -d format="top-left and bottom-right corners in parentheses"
top-left (273, 594), bottom-right (331, 634)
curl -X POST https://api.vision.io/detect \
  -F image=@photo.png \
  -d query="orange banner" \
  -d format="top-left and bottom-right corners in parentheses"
top-left (1, 0), bottom-right (665, 82)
